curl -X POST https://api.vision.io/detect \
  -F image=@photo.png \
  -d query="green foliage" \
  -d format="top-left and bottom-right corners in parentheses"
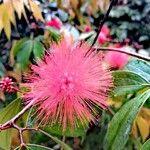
top-left (125, 59), bottom-right (150, 82)
top-left (141, 139), bottom-right (150, 150)
top-left (33, 40), bottom-right (45, 60)
top-left (104, 89), bottom-right (150, 150)
top-left (0, 98), bottom-right (22, 150)
top-left (47, 27), bottom-right (61, 43)
top-left (0, 0), bottom-right (149, 149)
top-left (39, 129), bottom-right (72, 150)
top-left (82, 111), bottom-right (111, 150)
top-left (16, 40), bottom-right (33, 71)
top-left (45, 124), bottom-right (87, 137)
top-left (112, 70), bottom-right (149, 97)
top-left (13, 38), bottom-right (45, 71)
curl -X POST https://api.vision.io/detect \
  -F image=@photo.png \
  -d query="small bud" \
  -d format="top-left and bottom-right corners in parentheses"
top-left (0, 77), bottom-right (17, 93)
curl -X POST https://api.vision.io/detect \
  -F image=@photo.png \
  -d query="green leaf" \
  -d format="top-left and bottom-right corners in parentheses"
top-left (13, 38), bottom-right (28, 57)
top-left (16, 40), bottom-right (33, 70)
top-left (112, 71), bottom-right (149, 97)
top-left (33, 40), bottom-right (45, 60)
top-left (27, 144), bottom-right (53, 150)
top-left (104, 89), bottom-right (150, 150)
top-left (39, 129), bottom-right (72, 150)
top-left (0, 61), bottom-right (6, 77)
top-left (0, 98), bottom-right (22, 150)
top-left (47, 27), bottom-right (60, 42)
top-left (44, 123), bottom-right (87, 137)
top-left (141, 138), bottom-right (150, 150)
top-left (125, 59), bottom-right (150, 82)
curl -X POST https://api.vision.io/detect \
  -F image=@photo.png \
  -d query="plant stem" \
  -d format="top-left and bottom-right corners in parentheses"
top-left (0, 100), bottom-right (34, 130)
top-left (61, 136), bottom-right (66, 150)
top-left (97, 47), bottom-right (150, 61)
top-left (91, 0), bottom-right (117, 47)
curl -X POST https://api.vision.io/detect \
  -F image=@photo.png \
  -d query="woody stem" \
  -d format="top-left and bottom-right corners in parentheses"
top-left (0, 100), bottom-right (34, 130)
top-left (97, 47), bottom-right (150, 61)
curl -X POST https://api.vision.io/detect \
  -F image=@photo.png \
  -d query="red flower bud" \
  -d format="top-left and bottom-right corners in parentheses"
top-left (45, 18), bottom-right (62, 30)
top-left (0, 77), bottom-right (17, 93)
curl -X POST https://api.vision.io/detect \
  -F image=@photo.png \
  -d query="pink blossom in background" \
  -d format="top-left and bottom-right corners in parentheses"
top-left (84, 25), bottom-right (92, 32)
top-left (98, 25), bottom-right (110, 45)
top-left (105, 50), bottom-right (129, 69)
top-left (101, 25), bottom-right (110, 35)
top-left (45, 18), bottom-right (62, 30)
top-left (31, 22), bottom-right (38, 30)
top-left (24, 39), bottom-right (112, 130)
top-left (113, 43), bottom-right (123, 48)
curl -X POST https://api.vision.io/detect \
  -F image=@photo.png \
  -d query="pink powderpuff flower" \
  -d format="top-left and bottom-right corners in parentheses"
top-left (45, 18), bottom-right (62, 30)
top-left (24, 39), bottom-right (112, 130)
top-left (98, 25), bottom-right (110, 45)
top-left (105, 50), bottom-right (129, 69)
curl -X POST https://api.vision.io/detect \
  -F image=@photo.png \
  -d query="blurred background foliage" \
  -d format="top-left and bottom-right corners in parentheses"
top-left (0, 0), bottom-right (150, 149)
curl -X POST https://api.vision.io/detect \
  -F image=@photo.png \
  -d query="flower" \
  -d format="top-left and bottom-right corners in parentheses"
top-left (31, 22), bottom-right (38, 30)
top-left (105, 50), bottom-right (129, 69)
top-left (98, 25), bottom-right (110, 45)
top-left (45, 18), bottom-right (62, 30)
top-left (84, 25), bottom-right (92, 32)
top-left (0, 77), bottom-right (16, 93)
top-left (24, 39), bottom-right (112, 130)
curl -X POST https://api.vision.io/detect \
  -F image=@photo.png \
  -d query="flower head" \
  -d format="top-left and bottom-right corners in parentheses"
top-left (24, 39), bottom-right (112, 130)
top-left (45, 18), bottom-right (62, 30)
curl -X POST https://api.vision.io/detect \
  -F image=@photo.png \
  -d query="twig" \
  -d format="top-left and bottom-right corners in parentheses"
top-left (97, 47), bottom-right (150, 61)
top-left (91, 0), bottom-right (117, 47)
top-left (0, 100), bottom-right (34, 130)
top-left (22, 127), bottom-right (38, 132)
top-left (13, 124), bottom-right (25, 147)
top-left (0, 100), bottom-right (35, 146)
top-left (85, 0), bottom-right (117, 56)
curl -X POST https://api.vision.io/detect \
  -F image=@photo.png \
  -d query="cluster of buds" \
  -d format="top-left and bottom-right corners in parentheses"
top-left (0, 77), bottom-right (17, 93)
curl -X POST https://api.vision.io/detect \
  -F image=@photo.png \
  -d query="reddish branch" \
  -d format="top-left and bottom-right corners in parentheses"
top-left (97, 47), bottom-right (150, 61)
top-left (0, 100), bottom-right (34, 146)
